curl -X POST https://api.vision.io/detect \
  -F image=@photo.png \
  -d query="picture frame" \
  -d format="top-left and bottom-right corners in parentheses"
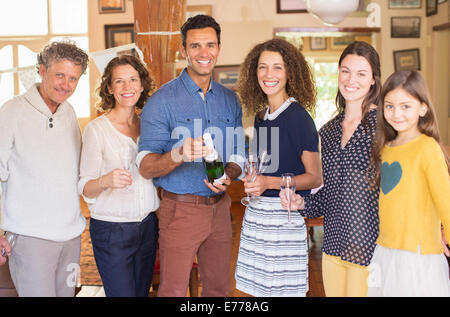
top-left (98, 0), bottom-right (125, 14)
top-left (104, 24), bottom-right (134, 49)
top-left (393, 48), bottom-right (421, 71)
top-left (213, 65), bottom-right (240, 91)
top-left (276, 0), bottom-right (307, 13)
top-left (331, 35), bottom-right (356, 49)
top-left (391, 16), bottom-right (421, 38)
top-left (388, 0), bottom-right (422, 9)
top-left (186, 5), bottom-right (212, 19)
top-left (426, 0), bottom-right (438, 16)
top-left (310, 37), bottom-right (327, 50)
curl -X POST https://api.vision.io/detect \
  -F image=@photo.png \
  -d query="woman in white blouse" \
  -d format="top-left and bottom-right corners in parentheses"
top-left (78, 55), bottom-right (159, 297)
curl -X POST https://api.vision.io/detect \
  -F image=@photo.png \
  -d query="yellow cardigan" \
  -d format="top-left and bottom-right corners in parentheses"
top-left (377, 134), bottom-right (450, 254)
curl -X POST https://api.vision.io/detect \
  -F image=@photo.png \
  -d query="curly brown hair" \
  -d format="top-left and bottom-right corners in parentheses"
top-left (96, 55), bottom-right (155, 112)
top-left (237, 38), bottom-right (316, 118)
top-left (37, 40), bottom-right (89, 74)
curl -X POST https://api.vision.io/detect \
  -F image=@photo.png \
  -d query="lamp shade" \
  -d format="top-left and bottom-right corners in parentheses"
top-left (306, 0), bottom-right (360, 25)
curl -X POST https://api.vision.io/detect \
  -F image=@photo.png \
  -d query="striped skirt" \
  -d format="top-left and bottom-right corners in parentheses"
top-left (235, 196), bottom-right (308, 297)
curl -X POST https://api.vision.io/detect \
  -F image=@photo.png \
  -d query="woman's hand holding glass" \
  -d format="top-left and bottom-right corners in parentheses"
top-left (243, 174), bottom-right (268, 197)
top-left (100, 168), bottom-right (132, 191)
top-left (279, 191), bottom-right (305, 211)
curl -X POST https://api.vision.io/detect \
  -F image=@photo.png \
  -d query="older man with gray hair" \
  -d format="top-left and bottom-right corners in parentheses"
top-left (0, 41), bottom-right (88, 296)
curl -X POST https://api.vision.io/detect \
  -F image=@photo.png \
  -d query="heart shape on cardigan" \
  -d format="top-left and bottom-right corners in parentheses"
top-left (381, 161), bottom-right (402, 195)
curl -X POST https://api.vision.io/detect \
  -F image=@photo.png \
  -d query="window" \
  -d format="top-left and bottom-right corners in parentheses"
top-left (306, 57), bottom-right (339, 130)
top-left (312, 60), bottom-right (339, 130)
top-left (0, 0), bottom-right (89, 117)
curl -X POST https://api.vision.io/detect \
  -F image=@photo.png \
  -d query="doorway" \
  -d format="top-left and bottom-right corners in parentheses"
top-left (274, 27), bottom-right (378, 128)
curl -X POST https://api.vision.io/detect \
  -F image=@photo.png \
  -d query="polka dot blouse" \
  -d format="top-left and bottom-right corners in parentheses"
top-left (302, 109), bottom-right (379, 267)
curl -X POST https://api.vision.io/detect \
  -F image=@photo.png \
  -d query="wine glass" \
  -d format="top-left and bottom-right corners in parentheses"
top-left (121, 147), bottom-right (134, 193)
top-left (1, 232), bottom-right (17, 257)
top-left (280, 173), bottom-right (296, 226)
top-left (258, 150), bottom-right (270, 174)
top-left (241, 153), bottom-right (259, 206)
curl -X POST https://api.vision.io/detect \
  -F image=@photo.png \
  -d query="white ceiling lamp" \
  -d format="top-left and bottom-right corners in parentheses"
top-left (306, 0), bottom-right (360, 26)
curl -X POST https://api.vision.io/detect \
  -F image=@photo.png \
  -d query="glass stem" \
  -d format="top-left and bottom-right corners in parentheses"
top-left (288, 192), bottom-right (291, 223)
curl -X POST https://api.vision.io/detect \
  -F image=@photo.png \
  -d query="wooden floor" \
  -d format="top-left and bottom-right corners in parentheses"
top-left (228, 202), bottom-right (325, 297)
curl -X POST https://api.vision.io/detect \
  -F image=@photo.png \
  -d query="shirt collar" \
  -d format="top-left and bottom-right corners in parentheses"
top-left (180, 68), bottom-right (214, 97)
top-left (24, 83), bottom-right (68, 117)
top-left (263, 97), bottom-right (296, 121)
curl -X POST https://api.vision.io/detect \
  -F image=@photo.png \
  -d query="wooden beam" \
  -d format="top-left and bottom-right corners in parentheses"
top-left (133, 0), bottom-right (186, 87)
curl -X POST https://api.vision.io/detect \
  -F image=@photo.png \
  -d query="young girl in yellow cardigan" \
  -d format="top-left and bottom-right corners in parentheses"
top-left (281, 70), bottom-right (449, 296)
top-left (367, 70), bottom-right (450, 296)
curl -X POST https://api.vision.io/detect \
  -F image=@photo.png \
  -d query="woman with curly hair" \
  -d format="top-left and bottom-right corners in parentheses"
top-left (78, 55), bottom-right (159, 296)
top-left (235, 38), bottom-right (322, 297)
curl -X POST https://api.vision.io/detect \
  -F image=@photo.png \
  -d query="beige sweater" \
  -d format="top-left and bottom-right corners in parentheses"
top-left (0, 84), bottom-right (86, 242)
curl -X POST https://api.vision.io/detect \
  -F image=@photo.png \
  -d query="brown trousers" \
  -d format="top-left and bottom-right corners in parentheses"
top-left (156, 192), bottom-right (232, 297)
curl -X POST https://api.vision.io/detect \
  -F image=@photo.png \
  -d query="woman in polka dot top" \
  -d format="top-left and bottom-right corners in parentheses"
top-left (281, 41), bottom-right (381, 297)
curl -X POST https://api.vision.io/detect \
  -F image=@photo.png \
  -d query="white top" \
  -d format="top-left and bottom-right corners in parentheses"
top-left (78, 115), bottom-right (159, 222)
top-left (0, 84), bottom-right (86, 242)
top-left (263, 97), bottom-right (296, 121)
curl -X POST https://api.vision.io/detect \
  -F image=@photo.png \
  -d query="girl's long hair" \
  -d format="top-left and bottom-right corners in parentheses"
top-left (370, 70), bottom-right (450, 186)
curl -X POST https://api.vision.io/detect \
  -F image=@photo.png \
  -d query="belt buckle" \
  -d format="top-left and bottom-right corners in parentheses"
top-left (205, 196), bottom-right (215, 205)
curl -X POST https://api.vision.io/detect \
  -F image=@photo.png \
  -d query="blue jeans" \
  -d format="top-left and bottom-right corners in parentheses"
top-left (89, 212), bottom-right (158, 297)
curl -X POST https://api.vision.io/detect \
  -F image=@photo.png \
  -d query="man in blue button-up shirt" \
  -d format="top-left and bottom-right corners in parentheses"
top-left (138, 15), bottom-right (245, 297)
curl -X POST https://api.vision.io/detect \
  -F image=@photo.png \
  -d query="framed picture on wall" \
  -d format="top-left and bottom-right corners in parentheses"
top-left (331, 35), bottom-right (356, 49)
top-left (391, 16), bottom-right (421, 38)
top-left (426, 0), bottom-right (438, 15)
top-left (276, 0), bottom-right (307, 13)
top-left (310, 37), bottom-right (327, 50)
top-left (388, 0), bottom-right (422, 9)
top-left (98, 0), bottom-right (126, 14)
top-left (393, 48), bottom-right (421, 71)
top-left (213, 65), bottom-right (240, 91)
top-left (105, 24), bottom-right (134, 48)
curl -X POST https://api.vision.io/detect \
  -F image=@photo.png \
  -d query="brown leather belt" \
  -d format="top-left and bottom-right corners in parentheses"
top-left (159, 188), bottom-right (225, 205)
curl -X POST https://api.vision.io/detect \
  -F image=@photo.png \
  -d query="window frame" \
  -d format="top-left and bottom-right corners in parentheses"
top-left (0, 0), bottom-right (89, 117)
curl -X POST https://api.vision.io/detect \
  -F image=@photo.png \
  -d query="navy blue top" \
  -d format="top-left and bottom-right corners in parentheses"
top-left (138, 68), bottom-right (246, 196)
top-left (254, 102), bottom-right (319, 197)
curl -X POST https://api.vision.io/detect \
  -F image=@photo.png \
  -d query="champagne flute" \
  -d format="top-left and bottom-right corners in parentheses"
top-left (241, 153), bottom-right (259, 206)
top-left (1, 232), bottom-right (17, 257)
top-left (258, 150), bottom-right (270, 174)
top-left (121, 147), bottom-right (134, 193)
top-left (280, 173), bottom-right (296, 226)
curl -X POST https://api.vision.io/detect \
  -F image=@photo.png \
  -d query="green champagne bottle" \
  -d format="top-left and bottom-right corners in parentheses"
top-left (203, 133), bottom-right (224, 183)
